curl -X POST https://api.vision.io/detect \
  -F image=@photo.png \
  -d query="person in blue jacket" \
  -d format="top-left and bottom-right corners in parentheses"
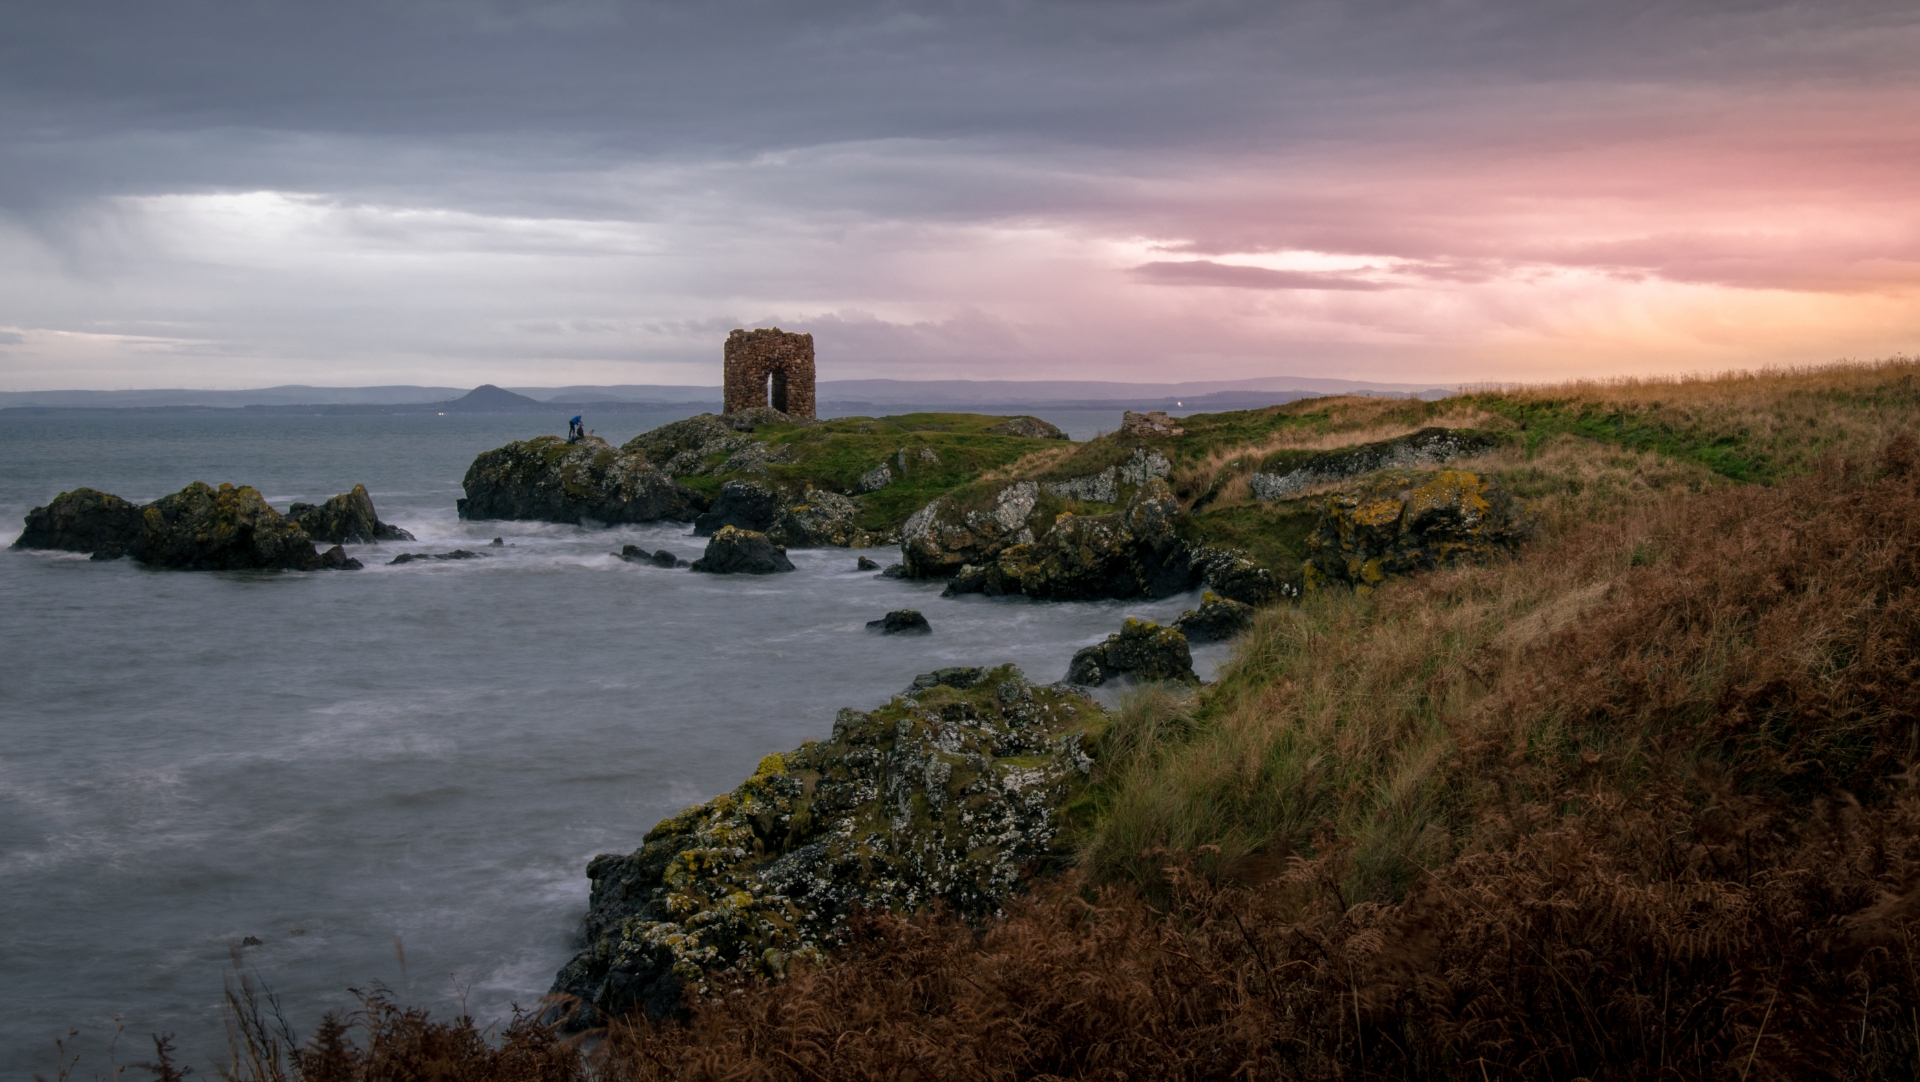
top-left (567, 415), bottom-right (584, 443)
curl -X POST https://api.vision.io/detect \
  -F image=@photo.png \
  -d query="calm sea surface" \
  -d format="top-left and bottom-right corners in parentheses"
top-left (0, 406), bottom-right (1219, 1074)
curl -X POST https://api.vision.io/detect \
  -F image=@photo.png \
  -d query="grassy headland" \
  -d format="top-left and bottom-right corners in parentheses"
top-left (202, 361), bottom-right (1920, 1079)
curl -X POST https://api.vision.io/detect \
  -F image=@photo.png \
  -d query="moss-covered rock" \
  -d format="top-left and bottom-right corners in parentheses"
top-left (138, 482), bottom-right (332, 571)
top-left (1304, 469), bottom-right (1530, 589)
top-left (548, 664), bottom-right (1104, 1027)
top-left (1172, 590), bottom-right (1256, 643)
top-left (1246, 427), bottom-right (1504, 502)
top-left (459, 435), bottom-right (704, 525)
top-left (11, 487), bottom-right (146, 559)
top-left (688, 526), bottom-right (796, 574)
top-left (1065, 618), bottom-right (1197, 685)
top-left (287, 483), bottom-right (414, 544)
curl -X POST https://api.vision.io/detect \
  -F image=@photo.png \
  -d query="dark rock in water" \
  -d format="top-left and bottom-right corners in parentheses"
top-left (986, 415), bottom-right (1068, 440)
top-left (619, 544), bottom-right (683, 568)
top-left (882, 563), bottom-right (905, 578)
top-left (285, 483), bottom-right (413, 544)
top-left (1173, 591), bottom-right (1255, 643)
top-left (12, 487), bottom-right (146, 559)
top-left (548, 664), bottom-right (1100, 1029)
top-left (459, 435), bottom-right (704, 525)
top-left (139, 482), bottom-right (333, 571)
top-left (489, 537), bottom-right (504, 547)
top-left (653, 550), bottom-right (682, 568)
top-left (867, 609), bottom-right (931, 634)
top-left (688, 526), bottom-right (795, 574)
top-left (389, 549), bottom-right (481, 565)
top-left (905, 666), bottom-right (988, 695)
top-left (1066, 618), bottom-right (1197, 686)
top-left (1304, 469), bottom-right (1530, 589)
top-left (317, 545), bottom-right (364, 571)
top-left (857, 555), bottom-right (880, 571)
top-left (694, 479), bottom-right (782, 536)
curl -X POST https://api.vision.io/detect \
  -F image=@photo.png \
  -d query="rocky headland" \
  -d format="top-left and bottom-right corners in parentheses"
top-left (550, 664), bottom-right (1103, 1027)
top-left (459, 435), bottom-right (705, 525)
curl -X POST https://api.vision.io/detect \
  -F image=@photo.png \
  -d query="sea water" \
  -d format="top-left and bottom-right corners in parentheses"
top-left (0, 408), bottom-right (1222, 1074)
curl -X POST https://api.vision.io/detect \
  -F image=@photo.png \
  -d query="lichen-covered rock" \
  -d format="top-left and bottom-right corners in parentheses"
top-left (769, 488), bottom-right (878, 548)
top-left (1248, 428), bottom-right (1502, 502)
top-left (287, 483), bottom-right (414, 544)
top-left (689, 526), bottom-right (796, 574)
top-left (138, 482), bottom-right (333, 571)
top-left (1066, 618), bottom-right (1197, 685)
top-left (548, 664), bottom-right (1104, 1027)
top-left (867, 609), bottom-right (931, 634)
top-left (900, 481), bottom-right (1039, 578)
top-left (857, 463), bottom-right (893, 492)
top-left (12, 487), bottom-right (146, 559)
top-left (942, 480), bottom-right (1199, 602)
top-left (1173, 591), bottom-right (1255, 643)
top-left (693, 479), bottom-right (782, 536)
top-left (1304, 469), bottom-right (1530, 589)
top-left (1042, 467), bottom-right (1117, 504)
top-left (1190, 546), bottom-right (1298, 606)
top-left (986, 416), bottom-right (1068, 440)
top-left (458, 435), bottom-right (704, 525)
top-left (623, 410), bottom-right (798, 478)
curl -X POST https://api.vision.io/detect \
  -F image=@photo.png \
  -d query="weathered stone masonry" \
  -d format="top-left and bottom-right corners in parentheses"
top-left (723, 328), bottom-right (816, 420)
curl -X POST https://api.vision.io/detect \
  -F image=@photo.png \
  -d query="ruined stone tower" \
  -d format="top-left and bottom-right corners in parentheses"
top-left (722, 328), bottom-right (816, 420)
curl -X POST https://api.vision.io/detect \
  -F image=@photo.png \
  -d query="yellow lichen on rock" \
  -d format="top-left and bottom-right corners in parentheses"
top-left (1305, 469), bottom-right (1530, 590)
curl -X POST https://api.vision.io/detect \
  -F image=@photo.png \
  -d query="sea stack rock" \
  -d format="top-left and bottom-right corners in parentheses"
top-left (1066, 618), bottom-right (1197, 686)
top-left (138, 482), bottom-right (339, 571)
top-left (287, 483), bottom-right (414, 544)
top-left (11, 488), bottom-right (146, 560)
top-left (867, 609), bottom-right (931, 634)
top-left (689, 525), bottom-right (796, 574)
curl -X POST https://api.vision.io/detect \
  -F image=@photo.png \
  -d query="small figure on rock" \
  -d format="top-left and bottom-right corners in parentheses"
top-left (567, 415), bottom-right (585, 444)
top-left (867, 609), bottom-right (931, 634)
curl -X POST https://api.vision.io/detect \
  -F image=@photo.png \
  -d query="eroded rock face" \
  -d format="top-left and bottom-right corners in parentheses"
top-left (287, 483), bottom-right (414, 544)
top-left (1305, 469), bottom-right (1530, 588)
top-left (900, 481), bottom-right (1039, 578)
top-left (867, 609), bottom-right (931, 634)
top-left (1248, 428), bottom-right (1502, 502)
top-left (458, 436), bottom-right (704, 525)
top-left (689, 525), bottom-right (796, 574)
top-left (940, 480), bottom-right (1200, 602)
top-left (694, 479), bottom-right (782, 535)
top-left (1066, 618), bottom-right (1196, 686)
top-left (548, 665), bottom-right (1102, 1028)
top-left (1173, 591), bottom-right (1256, 643)
top-left (138, 482), bottom-right (333, 571)
top-left (12, 488), bottom-right (146, 559)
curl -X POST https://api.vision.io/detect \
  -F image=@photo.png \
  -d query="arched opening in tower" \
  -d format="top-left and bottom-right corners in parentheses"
top-left (769, 368), bottom-right (790, 413)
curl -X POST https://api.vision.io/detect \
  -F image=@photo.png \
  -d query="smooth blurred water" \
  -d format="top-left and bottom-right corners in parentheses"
top-left (0, 407), bottom-right (1218, 1074)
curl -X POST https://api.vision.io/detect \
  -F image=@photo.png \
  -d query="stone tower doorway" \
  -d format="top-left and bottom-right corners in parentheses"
top-left (722, 328), bottom-right (816, 420)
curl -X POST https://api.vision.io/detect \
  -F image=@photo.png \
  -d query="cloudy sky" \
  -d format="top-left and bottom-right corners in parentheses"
top-left (3, 0), bottom-right (1917, 390)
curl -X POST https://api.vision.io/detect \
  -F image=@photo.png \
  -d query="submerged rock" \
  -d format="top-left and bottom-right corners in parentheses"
top-left (617, 544), bottom-right (686, 568)
top-left (389, 549), bottom-right (481, 565)
top-left (688, 526), bottom-right (796, 574)
top-left (1065, 618), bottom-right (1197, 686)
top-left (458, 435), bottom-right (704, 526)
top-left (1173, 591), bottom-right (1255, 643)
top-left (548, 664), bottom-right (1103, 1027)
top-left (317, 545), bottom-right (364, 570)
top-left (287, 483), bottom-right (414, 544)
top-left (867, 609), bottom-right (931, 634)
top-left (11, 487), bottom-right (146, 560)
top-left (1305, 469), bottom-right (1530, 589)
top-left (856, 555), bottom-right (880, 571)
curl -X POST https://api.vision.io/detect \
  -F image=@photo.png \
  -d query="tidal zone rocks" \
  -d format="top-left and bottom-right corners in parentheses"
top-left (1065, 618), bottom-right (1197, 686)
top-left (458, 435), bottom-right (705, 526)
top-left (1304, 469), bottom-right (1530, 589)
top-left (695, 479), bottom-right (878, 548)
top-left (287, 483), bottom-right (414, 543)
top-left (13, 482), bottom-right (362, 570)
top-left (689, 526), bottom-right (796, 574)
top-left (549, 665), bottom-right (1104, 1027)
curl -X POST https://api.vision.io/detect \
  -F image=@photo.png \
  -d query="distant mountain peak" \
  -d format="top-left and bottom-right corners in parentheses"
top-left (447, 384), bottom-right (544, 411)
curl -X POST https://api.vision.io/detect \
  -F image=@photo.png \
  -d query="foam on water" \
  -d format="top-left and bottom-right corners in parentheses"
top-left (0, 408), bottom-right (1219, 1072)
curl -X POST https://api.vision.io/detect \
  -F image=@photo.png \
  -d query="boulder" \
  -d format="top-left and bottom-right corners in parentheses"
top-left (867, 609), bottom-right (931, 634)
top-left (286, 483), bottom-right (414, 544)
top-left (1065, 618), bottom-right (1197, 686)
top-left (458, 435), bottom-right (704, 526)
top-left (693, 479), bottom-right (782, 535)
top-left (857, 555), bottom-right (880, 571)
top-left (857, 463), bottom-right (893, 492)
top-left (11, 488), bottom-right (146, 559)
top-left (901, 481), bottom-right (1039, 578)
top-left (1173, 591), bottom-right (1256, 643)
top-left (882, 563), bottom-right (906, 578)
top-left (139, 482), bottom-right (334, 571)
top-left (1190, 546), bottom-right (1297, 607)
top-left (1248, 428), bottom-right (1503, 502)
top-left (548, 665), bottom-right (1100, 1028)
top-left (615, 544), bottom-right (682, 567)
top-left (942, 480), bottom-right (1200, 602)
top-left (389, 549), bottom-right (481, 565)
top-left (769, 488), bottom-right (873, 548)
top-left (987, 416), bottom-right (1068, 440)
top-left (1304, 469), bottom-right (1530, 589)
top-left (316, 545), bottom-right (364, 570)
top-left (688, 526), bottom-right (796, 574)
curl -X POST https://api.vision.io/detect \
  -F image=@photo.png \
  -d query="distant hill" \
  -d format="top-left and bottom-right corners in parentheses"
top-left (444, 384), bottom-right (545, 412)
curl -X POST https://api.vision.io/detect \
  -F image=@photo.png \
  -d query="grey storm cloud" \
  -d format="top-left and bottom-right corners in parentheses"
top-left (2, 0), bottom-right (1918, 388)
